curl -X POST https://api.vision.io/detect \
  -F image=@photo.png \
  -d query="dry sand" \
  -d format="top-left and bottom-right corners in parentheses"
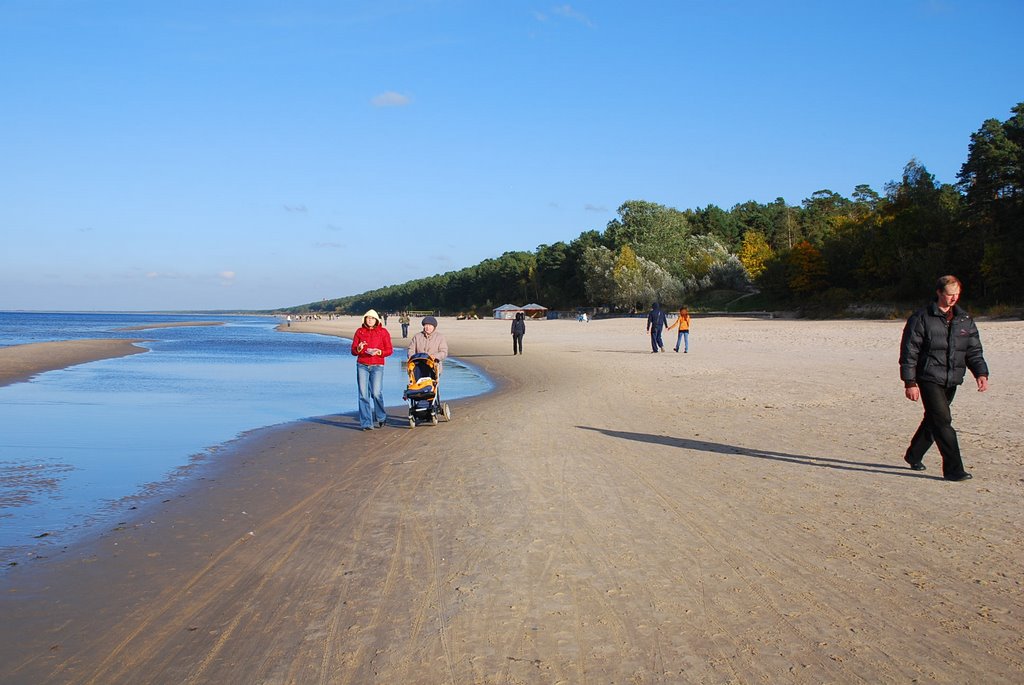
top-left (0, 315), bottom-right (1021, 684)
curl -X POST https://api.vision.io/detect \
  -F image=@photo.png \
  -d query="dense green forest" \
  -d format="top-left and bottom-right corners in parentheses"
top-left (287, 103), bottom-right (1023, 316)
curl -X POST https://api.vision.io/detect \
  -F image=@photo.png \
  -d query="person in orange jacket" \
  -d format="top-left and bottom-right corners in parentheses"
top-left (666, 306), bottom-right (691, 353)
top-left (351, 309), bottom-right (393, 430)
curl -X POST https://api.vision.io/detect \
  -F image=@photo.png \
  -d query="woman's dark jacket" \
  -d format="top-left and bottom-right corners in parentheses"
top-left (899, 302), bottom-right (988, 387)
top-left (511, 317), bottom-right (526, 336)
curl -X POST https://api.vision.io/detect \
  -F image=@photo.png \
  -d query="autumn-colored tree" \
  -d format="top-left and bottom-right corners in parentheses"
top-left (787, 241), bottom-right (827, 294)
top-left (737, 230), bottom-right (773, 279)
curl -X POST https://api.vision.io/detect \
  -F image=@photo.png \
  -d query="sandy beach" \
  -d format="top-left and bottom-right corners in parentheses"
top-left (0, 338), bottom-right (148, 388)
top-left (1, 315), bottom-right (1021, 684)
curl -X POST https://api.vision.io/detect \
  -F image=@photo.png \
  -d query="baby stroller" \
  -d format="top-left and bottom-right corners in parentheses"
top-left (403, 353), bottom-right (452, 428)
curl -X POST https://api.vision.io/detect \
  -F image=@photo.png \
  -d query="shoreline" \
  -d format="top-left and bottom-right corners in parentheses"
top-left (0, 338), bottom-right (149, 388)
top-left (0, 324), bottom-right (493, 561)
top-left (1, 316), bottom-right (1022, 683)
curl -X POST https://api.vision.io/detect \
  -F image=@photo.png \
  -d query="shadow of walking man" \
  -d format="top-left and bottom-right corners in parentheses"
top-left (576, 426), bottom-right (938, 479)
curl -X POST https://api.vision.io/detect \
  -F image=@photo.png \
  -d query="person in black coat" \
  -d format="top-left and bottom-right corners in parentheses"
top-left (511, 312), bottom-right (526, 355)
top-left (646, 302), bottom-right (667, 353)
top-left (899, 275), bottom-right (989, 481)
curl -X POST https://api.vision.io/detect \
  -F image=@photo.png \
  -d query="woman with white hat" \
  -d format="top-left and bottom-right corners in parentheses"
top-left (351, 309), bottom-right (393, 430)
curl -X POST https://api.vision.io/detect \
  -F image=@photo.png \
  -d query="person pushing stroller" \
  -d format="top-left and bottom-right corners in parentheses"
top-left (405, 316), bottom-right (451, 427)
top-left (408, 315), bottom-right (448, 368)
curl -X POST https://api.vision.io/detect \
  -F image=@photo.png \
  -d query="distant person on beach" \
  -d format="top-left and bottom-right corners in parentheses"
top-left (399, 312), bottom-right (410, 338)
top-left (899, 275), bottom-right (989, 481)
top-left (511, 311), bottom-right (526, 355)
top-left (286, 315), bottom-right (291, 327)
top-left (646, 302), bottom-right (667, 353)
top-left (408, 316), bottom-right (448, 368)
top-left (351, 309), bottom-right (393, 431)
top-left (666, 306), bottom-right (691, 353)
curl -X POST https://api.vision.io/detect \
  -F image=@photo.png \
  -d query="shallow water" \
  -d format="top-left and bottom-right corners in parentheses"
top-left (0, 313), bottom-right (492, 563)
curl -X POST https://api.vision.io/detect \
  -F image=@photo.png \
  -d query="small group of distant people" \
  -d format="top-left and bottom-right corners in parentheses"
top-left (646, 302), bottom-right (690, 353)
top-left (350, 312), bottom-right (447, 431)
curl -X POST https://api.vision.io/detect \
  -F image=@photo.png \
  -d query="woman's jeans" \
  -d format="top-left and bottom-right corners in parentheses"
top-left (356, 363), bottom-right (386, 428)
top-left (674, 330), bottom-right (689, 352)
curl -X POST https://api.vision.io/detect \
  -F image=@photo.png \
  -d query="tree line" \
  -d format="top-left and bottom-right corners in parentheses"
top-left (288, 103), bottom-right (1022, 316)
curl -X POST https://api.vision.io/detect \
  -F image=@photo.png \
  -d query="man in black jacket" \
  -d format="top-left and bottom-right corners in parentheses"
top-left (899, 275), bottom-right (989, 481)
top-left (646, 302), bottom-right (667, 353)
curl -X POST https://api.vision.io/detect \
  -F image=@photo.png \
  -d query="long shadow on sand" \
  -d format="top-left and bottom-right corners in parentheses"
top-left (304, 415), bottom-right (363, 431)
top-left (577, 426), bottom-right (938, 480)
top-left (305, 410), bottom-right (417, 431)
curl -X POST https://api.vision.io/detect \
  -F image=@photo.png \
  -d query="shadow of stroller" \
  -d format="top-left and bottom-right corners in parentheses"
top-left (304, 414), bottom-right (372, 431)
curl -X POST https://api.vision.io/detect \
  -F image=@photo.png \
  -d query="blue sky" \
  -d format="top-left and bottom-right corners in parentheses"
top-left (2, 1), bottom-right (1022, 311)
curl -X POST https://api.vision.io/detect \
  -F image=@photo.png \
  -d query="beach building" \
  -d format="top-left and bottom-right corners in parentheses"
top-left (521, 303), bottom-right (548, 319)
top-left (492, 304), bottom-right (525, 320)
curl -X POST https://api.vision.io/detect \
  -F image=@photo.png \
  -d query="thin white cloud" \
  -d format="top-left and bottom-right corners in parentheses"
top-left (145, 271), bottom-right (187, 280)
top-left (220, 271), bottom-right (236, 281)
top-left (283, 204), bottom-right (308, 213)
top-left (371, 91), bottom-right (412, 107)
top-left (314, 242), bottom-right (343, 249)
top-left (550, 4), bottom-right (594, 28)
top-left (584, 203), bottom-right (608, 212)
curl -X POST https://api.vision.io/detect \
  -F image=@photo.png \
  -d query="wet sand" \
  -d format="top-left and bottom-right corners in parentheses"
top-left (0, 338), bottom-right (148, 388)
top-left (1, 316), bottom-right (1022, 684)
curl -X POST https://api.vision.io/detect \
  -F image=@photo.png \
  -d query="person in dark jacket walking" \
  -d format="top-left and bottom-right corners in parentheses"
top-left (899, 275), bottom-right (989, 481)
top-left (646, 302), bottom-right (667, 353)
top-left (511, 312), bottom-right (526, 355)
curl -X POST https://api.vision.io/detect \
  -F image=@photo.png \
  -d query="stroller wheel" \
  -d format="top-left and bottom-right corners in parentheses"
top-left (442, 403), bottom-right (451, 421)
top-left (430, 413), bottom-right (438, 426)
top-left (408, 416), bottom-right (416, 429)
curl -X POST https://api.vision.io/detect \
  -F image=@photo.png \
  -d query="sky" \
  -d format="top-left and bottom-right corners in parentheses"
top-left (2, 1), bottom-right (1022, 312)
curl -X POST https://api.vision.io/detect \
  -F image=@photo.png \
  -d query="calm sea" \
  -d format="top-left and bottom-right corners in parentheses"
top-left (0, 312), bottom-right (492, 564)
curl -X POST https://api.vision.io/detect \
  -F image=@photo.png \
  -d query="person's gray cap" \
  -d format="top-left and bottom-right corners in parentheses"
top-left (422, 315), bottom-right (438, 326)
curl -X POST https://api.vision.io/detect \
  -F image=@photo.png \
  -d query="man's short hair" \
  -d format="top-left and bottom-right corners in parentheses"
top-left (936, 275), bottom-right (962, 293)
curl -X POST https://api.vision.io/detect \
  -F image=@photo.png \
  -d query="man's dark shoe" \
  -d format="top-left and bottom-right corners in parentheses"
top-left (904, 456), bottom-right (926, 471)
top-left (945, 472), bottom-right (973, 482)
